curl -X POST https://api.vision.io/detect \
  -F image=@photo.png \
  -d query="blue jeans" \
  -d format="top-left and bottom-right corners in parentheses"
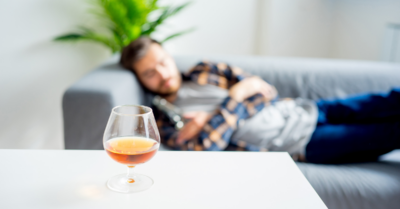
top-left (305, 88), bottom-right (400, 164)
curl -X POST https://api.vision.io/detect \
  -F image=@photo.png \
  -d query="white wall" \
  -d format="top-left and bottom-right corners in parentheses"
top-left (156, 0), bottom-right (259, 55)
top-left (0, 0), bottom-right (110, 149)
top-left (260, 0), bottom-right (335, 58)
top-left (332, 0), bottom-right (400, 61)
top-left (259, 0), bottom-right (400, 60)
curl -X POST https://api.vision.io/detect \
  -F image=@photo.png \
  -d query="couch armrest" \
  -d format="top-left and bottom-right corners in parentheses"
top-left (63, 63), bottom-right (146, 149)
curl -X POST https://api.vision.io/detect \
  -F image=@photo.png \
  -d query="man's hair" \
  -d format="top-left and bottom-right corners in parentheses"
top-left (119, 36), bottom-right (160, 71)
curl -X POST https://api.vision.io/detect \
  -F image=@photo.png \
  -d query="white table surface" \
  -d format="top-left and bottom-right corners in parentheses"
top-left (0, 150), bottom-right (326, 209)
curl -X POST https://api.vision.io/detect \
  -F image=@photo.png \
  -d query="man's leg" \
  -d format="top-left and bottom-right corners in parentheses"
top-left (317, 88), bottom-right (400, 124)
top-left (305, 122), bottom-right (400, 164)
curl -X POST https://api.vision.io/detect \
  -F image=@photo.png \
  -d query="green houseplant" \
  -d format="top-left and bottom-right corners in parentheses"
top-left (54, 0), bottom-right (191, 53)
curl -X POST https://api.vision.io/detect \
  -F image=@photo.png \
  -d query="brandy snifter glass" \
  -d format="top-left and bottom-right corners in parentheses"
top-left (103, 105), bottom-right (160, 193)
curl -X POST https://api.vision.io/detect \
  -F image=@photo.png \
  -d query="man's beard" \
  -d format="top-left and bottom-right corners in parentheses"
top-left (148, 81), bottom-right (179, 98)
top-left (155, 77), bottom-right (180, 97)
top-left (139, 75), bottom-right (181, 98)
top-left (157, 91), bottom-right (177, 98)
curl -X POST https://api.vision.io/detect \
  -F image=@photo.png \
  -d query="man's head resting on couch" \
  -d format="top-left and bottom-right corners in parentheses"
top-left (120, 36), bottom-right (182, 98)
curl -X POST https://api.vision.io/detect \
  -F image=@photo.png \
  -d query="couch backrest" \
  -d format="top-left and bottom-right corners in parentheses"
top-left (173, 55), bottom-right (400, 100)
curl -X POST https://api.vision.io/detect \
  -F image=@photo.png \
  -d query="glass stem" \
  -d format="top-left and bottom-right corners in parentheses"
top-left (126, 166), bottom-right (136, 183)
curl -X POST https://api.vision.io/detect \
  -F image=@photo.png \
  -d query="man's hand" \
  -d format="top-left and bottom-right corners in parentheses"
top-left (229, 76), bottom-right (277, 102)
top-left (176, 111), bottom-right (212, 145)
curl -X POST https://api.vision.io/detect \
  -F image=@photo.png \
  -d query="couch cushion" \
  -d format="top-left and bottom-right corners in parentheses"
top-left (297, 159), bottom-right (400, 209)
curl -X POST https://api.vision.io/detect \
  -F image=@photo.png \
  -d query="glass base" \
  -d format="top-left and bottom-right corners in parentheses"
top-left (107, 173), bottom-right (154, 193)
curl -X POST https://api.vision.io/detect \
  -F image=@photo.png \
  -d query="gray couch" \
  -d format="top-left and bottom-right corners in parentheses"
top-left (63, 55), bottom-right (400, 209)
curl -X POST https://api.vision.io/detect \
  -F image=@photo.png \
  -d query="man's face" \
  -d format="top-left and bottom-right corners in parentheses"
top-left (133, 43), bottom-right (181, 96)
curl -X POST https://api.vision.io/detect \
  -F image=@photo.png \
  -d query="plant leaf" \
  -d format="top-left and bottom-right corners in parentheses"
top-left (165, 2), bottom-right (191, 18)
top-left (100, 0), bottom-right (133, 40)
top-left (54, 34), bottom-right (85, 41)
top-left (120, 0), bottom-right (148, 26)
top-left (54, 0), bottom-right (191, 54)
top-left (141, 2), bottom-right (191, 36)
top-left (161, 27), bottom-right (195, 43)
top-left (55, 27), bottom-right (119, 53)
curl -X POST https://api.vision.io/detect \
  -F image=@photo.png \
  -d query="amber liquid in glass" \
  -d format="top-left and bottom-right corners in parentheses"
top-left (105, 137), bottom-right (159, 165)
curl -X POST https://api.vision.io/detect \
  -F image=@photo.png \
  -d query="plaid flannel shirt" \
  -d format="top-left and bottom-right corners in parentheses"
top-left (153, 61), bottom-right (272, 151)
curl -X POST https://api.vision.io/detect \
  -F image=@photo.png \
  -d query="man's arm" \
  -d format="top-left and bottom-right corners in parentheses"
top-left (184, 61), bottom-right (251, 88)
top-left (178, 62), bottom-right (277, 151)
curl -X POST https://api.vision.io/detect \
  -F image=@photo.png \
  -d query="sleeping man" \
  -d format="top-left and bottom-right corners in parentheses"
top-left (119, 36), bottom-right (400, 164)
